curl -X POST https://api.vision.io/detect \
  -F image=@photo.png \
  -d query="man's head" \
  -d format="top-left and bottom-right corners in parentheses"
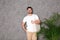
top-left (27, 7), bottom-right (33, 14)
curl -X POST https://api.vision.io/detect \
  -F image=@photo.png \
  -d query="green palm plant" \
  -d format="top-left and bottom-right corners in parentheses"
top-left (37, 12), bottom-right (60, 40)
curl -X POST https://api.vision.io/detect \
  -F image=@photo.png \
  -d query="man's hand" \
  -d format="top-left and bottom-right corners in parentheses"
top-left (21, 22), bottom-right (27, 32)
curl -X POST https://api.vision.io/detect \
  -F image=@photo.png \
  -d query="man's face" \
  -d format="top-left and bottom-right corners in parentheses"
top-left (27, 8), bottom-right (33, 14)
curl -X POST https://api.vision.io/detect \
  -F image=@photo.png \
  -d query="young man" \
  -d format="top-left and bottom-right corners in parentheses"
top-left (21, 7), bottom-right (41, 40)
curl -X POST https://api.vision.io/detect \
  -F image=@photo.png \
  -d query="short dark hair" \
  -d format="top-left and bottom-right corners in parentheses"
top-left (27, 7), bottom-right (33, 10)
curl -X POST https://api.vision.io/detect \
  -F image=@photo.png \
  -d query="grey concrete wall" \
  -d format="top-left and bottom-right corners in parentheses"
top-left (0, 0), bottom-right (60, 40)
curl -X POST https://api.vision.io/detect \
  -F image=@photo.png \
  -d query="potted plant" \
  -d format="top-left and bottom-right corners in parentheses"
top-left (37, 12), bottom-right (60, 40)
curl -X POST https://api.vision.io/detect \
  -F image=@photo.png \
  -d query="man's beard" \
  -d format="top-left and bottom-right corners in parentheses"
top-left (28, 12), bottom-right (33, 14)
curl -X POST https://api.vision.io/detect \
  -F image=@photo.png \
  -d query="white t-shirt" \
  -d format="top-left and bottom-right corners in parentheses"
top-left (23, 14), bottom-right (41, 32)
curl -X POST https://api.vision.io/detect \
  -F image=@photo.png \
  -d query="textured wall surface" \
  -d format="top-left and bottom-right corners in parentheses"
top-left (0, 0), bottom-right (60, 40)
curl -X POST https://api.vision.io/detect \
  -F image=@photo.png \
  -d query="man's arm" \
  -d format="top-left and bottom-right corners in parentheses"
top-left (34, 15), bottom-right (41, 24)
top-left (21, 22), bottom-right (26, 32)
top-left (31, 19), bottom-right (41, 24)
top-left (34, 19), bottom-right (41, 24)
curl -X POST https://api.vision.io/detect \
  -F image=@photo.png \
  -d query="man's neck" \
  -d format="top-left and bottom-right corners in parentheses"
top-left (28, 14), bottom-right (33, 16)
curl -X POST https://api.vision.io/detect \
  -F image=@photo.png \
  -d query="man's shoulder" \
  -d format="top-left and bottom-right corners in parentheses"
top-left (24, 15), bottom-right (28, 19)
top-left (33, 14), bottom-right (38, 16)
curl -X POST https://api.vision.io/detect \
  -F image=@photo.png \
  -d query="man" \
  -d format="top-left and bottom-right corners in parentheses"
top-left (21, 7), bottom-right (41, 40)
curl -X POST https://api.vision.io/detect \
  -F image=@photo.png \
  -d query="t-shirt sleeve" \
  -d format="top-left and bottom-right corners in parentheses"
top-left (35, 15), bottom-right (39, 20)
top-left (23, 17), bottom-right (26, 23)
